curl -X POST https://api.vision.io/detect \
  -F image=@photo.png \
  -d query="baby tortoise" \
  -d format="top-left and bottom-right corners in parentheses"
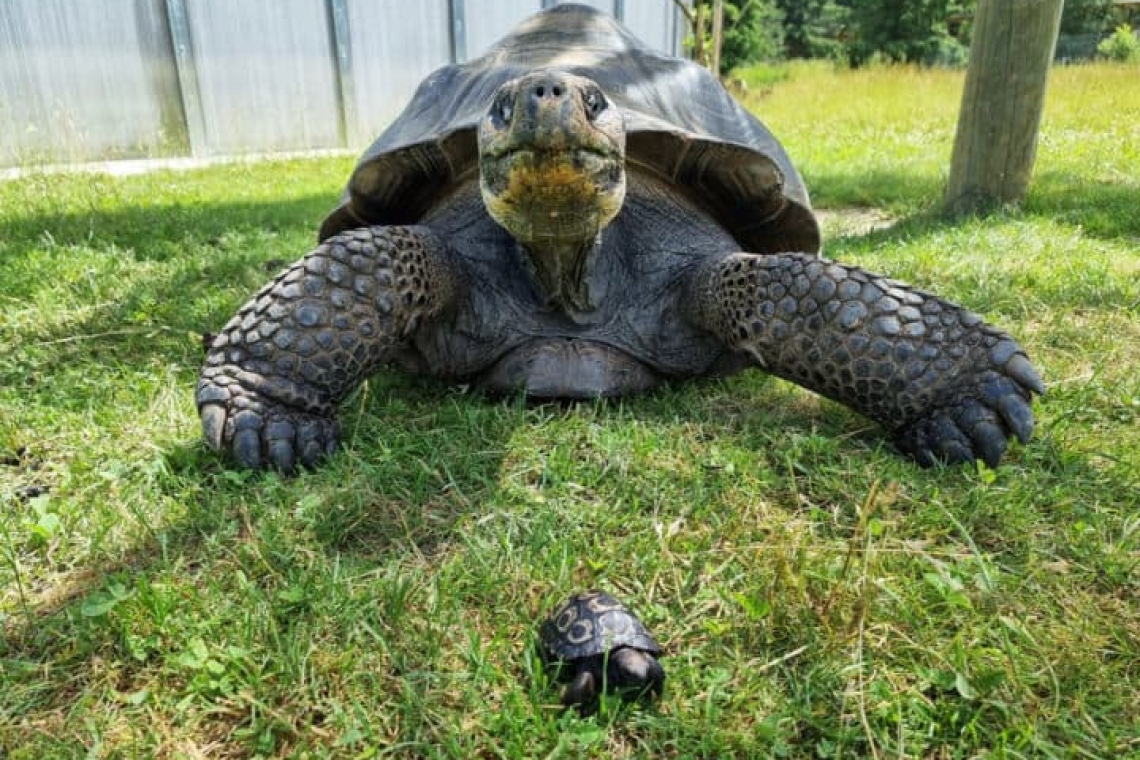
top-left (539, 590), bottom-right (664, 709)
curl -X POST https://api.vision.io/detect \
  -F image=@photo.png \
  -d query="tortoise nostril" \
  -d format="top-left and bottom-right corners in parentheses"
top-left (530, 81), bottom-right (567, 102)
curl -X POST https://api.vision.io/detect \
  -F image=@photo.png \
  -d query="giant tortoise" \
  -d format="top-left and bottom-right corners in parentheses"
top-left (197, 4), bottom-right (1043, 471)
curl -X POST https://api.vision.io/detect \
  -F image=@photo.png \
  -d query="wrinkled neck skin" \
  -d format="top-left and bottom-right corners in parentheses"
top-left (519, 233), bottom-right (602, 314)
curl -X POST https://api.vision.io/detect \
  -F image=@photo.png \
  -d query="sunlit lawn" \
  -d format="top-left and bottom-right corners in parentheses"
top-left (1, 61), bottom-right (1137, 758)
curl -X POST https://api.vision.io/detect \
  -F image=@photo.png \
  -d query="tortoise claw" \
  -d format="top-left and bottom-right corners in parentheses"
top-left (998, 393), bottom-right (1035, 444)
top-left (895, 379), bottom-right (1033, 469)
top-left (200, 403), bottom-right (227, 451)
top-left (892, 333), bottom-right (1043, 468)
top-left (971, 419), bottom-right (1008, 469)
top-left (1004, 352), bottom-right (1046, 397)
top-left (929, 423), bottom-right (973, 466)
top-left (234, 429), bottom-right (263, 470)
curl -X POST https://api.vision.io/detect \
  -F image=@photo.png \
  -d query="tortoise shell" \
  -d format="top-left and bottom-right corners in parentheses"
top-left (319, 3), bottom-right (819, 256)
top-left (540, 590), bottom-right (661, 662)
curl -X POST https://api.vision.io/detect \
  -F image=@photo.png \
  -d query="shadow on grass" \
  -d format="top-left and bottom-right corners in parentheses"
top-left (0, 194), bottom-right (343, 400)
top-left (806, 170), bottom-right (1139, 318)
top-left (1026, 171), bottom-right (1140, 241)
top-left (808, 167), bottom-right (1140, 242)
top-left (802, 169), bottom-right (943, 213)
top-left (0, 404), bottom-right (517, 727)
top-left (0, 193), bottom-right (333, 256)
top-left (1, 175), bottom-right (1061, 527)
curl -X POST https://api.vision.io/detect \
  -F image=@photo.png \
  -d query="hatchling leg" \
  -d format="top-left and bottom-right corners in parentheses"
top-left (685, 253), bottom-right (1045, 467)
top-left (197, 226), bottom-right (461, 471)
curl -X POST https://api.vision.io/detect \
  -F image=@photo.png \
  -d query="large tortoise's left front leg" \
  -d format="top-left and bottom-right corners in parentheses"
top-left (686, 252), bottom-right (1044, 467)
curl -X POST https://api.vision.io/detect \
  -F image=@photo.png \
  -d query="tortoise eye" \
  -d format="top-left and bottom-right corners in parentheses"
top-left (492, 91), bottom-right (513, 127)
top-left (583, 88), bottom-right (607, 120)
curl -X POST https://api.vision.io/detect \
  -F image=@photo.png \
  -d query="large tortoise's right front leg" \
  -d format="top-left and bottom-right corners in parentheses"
top-left (197, 226), bottom-right (460, 471)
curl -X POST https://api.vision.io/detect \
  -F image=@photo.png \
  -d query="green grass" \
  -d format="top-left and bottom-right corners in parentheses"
top-left (2, 62), bottom-right (1138, 758)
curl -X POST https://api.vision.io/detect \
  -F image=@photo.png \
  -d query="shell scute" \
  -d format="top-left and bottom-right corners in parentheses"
top-left (541, 590), bottom-right (661, 662)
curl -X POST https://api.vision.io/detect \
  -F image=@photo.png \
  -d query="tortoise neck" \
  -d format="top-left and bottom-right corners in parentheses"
top-left (521, 235), bottom-right (600, 313)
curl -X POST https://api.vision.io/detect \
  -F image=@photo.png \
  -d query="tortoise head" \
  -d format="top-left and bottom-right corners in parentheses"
top-left (478, 70), bottom-right (626, 309)
top-left (607, 647), bottom-right (665, 698)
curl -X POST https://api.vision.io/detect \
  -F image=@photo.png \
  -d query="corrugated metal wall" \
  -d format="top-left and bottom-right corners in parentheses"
top-left (0, 0), bottom-right (684, 167)
top-left (341, 0), bottom-right (453, 145)
top-left (0, 0), bottom-right (184, 164)
top-left (465, 0), bottom-right (538, 60)
top-left (181, 0), bottom-right (343, 154)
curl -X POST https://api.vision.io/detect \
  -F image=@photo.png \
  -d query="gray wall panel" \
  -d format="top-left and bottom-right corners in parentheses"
top-left (344, 0), bottom-right (451, 146)
top-left (184, 0), bottom-right (341, 154)
top-left (0, 0), bottom-right (181, 164)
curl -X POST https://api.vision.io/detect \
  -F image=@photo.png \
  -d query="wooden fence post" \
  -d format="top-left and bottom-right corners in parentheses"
top-left (944, 0), bottom-right (1065, 216)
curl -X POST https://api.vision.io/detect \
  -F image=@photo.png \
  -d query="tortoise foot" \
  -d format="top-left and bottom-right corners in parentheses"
top-left (198, 370), bottom-right (340, 472)
top-left (893, 362), bottom-right (1040, 468)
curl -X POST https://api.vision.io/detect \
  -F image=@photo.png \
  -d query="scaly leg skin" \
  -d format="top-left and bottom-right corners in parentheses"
top-left (197, 226), bottom-right (461, 471)
top-left (687, 252), bottom-right (1045, 467)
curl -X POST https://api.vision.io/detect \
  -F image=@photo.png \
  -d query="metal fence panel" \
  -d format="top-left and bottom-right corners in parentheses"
top-left (343, 0), bottom-right (451, 146)
top-left (0, 0), bottom-right (182, 165)
top-left (182, 0), bottom-right (341, 154)
top-left (0, 0), bottom-right (682, 167)
top-left (1055, 33), bottom-right (1101, 61)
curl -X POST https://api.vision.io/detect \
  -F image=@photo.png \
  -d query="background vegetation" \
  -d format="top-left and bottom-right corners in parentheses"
top-left (2, 59), bottom-right (1138, 758)
top-left (705, 0), bottom-right (1138, 71)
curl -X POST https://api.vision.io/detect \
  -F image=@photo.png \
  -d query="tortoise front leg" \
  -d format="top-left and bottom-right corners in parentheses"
top-left (562, 666), bottom-right (598, 708)
top-left (197, 226), bottom-right (461, 471)
top-left (686, 252), bottom-right (1044, 467)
